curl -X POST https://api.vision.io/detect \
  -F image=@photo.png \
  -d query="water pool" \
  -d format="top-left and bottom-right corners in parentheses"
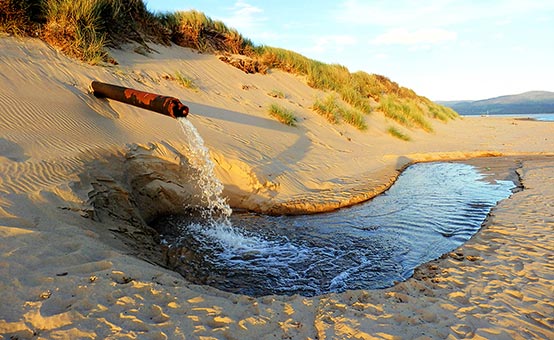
top-left (154, 162), bottom-right (515, 297)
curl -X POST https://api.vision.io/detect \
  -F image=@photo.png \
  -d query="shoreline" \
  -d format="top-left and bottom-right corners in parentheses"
top-left (395, 155), bottom-right (554, 339)
top-left (461, 113), bottom-right (554, 122)
top-left (260, 152), bottom-right (552, 216)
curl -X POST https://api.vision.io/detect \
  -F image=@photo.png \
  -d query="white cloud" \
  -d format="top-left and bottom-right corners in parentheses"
top-left (372, 28), bottom-right (457, 45)
top-left (232, 0), bottom-right (263, 17)
top-left (308, 35), bottom-right (357, 53)
top-left (218, 1), bottom-right (287, 44)
top-left (222, 1), bottom-right (265, 31)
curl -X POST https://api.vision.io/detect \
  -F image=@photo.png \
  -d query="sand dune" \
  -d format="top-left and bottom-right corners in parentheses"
top-left (1, 36), bottom-right (554, 339)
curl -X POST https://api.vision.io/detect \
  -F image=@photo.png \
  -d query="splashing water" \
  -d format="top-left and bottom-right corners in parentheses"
top-left (175, 118), bottom-right (262, 260)
top-left (177, 118), bottom-right (232, 220)
top-left (171, 118), bottom-right (309, 294)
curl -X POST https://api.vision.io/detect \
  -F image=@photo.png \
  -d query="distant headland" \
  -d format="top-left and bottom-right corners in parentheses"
top-left (437, 91), bottom-right (554, 115)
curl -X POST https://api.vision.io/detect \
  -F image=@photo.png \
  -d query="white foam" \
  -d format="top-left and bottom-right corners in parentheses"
top-left (177, 118), bottom-right (232, 219)
top-left (177, 118), bottom-right (277, 254)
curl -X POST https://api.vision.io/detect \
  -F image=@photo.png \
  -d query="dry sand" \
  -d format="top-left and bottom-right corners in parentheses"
top-left (1, 36), bottom-right (553, 339)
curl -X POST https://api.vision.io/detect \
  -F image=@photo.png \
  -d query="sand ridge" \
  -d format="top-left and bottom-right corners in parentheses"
top-left (1, 36), bottom-right (554, 338)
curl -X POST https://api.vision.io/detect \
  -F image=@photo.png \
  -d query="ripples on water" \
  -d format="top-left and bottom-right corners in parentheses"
top-left (155, 162), bottom-right (515, 297)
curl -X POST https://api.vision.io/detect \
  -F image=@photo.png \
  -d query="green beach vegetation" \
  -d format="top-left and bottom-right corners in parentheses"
top-left (312, 95), bottom-right (368, 130)
top-left (268, 103), bottom-right (298, 126)
top-left (156, 10), bottom-right (254, 55)
top-left (1, 0), bottom-right (167, 64)
top-left (0, 0), bottom-right (41, 36)
top-left (1, 0), bottom-right (458, 134)
top-left (267, 89), bottom-right (286, 99)
top-left (174, 71), bottom-right (198, 90)
top-left (387, 126), bottom-right (412, 141)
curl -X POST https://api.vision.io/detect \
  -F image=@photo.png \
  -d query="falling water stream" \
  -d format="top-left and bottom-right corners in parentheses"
top-left (154, 119), bottom-right (516, 297)
top-left (176, 118), bottom-right (232, 219)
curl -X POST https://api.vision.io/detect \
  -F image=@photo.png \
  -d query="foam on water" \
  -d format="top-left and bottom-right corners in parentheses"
top-left (176, 118), bottom-right (275, 253)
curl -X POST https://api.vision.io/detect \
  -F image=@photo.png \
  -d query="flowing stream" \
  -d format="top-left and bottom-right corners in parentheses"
top-left (155, 119), bottom-right (516, 297)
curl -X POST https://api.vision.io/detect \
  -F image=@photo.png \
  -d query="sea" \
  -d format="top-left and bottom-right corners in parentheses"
top-left (464, 113), bottom-right (554, 121)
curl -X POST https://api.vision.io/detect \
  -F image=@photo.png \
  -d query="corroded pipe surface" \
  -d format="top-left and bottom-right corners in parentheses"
top-left (91, 81), bottom-right (189, 119)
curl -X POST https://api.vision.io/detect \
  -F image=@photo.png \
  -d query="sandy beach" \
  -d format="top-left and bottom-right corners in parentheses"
top-left (1, 36), bottom-right (553, 339)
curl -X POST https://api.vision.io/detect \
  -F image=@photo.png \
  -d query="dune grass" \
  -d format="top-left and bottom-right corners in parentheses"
top-left (341, 107), bottom-right (368, 131)
top-left (255, 46), bottom-right (311, 74)
top-left (427, 101), bottom-right (459, 121)
top-left (387, 126), bottom-right (411, 141)
top-left (174, 71), bottom-right (198, 90)
top-left (379, 95), bottom-right (435, 132)
top-left (1, 1), bottom-right (458, 133)
top-left (41, 0), bottom-right (112, 64)
top-left (268, 103), bottom-right (298, 126)
top-left (156, 10), bottom-right (254, 55)
top-left (0, 0), bottom-right (42, 36)
top-left (1, 0), bottom-right (167, 64)
top-left (312, 95), bottom-right (368, 130)
top-left (312, 95), bottom-right (341, 124)
top-left (267, 89), bottom-right (286, 99)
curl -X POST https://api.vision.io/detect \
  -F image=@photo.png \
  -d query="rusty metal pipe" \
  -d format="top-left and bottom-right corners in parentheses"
top-left (91, 81), bottom-right (189, 119)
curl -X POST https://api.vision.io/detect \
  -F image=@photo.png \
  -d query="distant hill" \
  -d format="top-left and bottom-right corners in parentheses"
top-left (437, 91), bottom-right (554, 115)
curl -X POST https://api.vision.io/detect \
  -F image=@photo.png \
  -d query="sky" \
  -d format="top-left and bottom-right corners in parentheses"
top-left (144, 0), bottom-right (554, 101)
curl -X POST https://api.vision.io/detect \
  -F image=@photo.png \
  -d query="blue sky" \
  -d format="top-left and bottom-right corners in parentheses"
top-left (145, 0), bottom-right (554, 101)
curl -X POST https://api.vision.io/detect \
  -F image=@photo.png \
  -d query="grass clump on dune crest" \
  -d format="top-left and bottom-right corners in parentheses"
top-left (0, 0), bottom-right (42, 36)
top-left (268, 103), bottom-right (298, 126)
top-left (156, 10), bottom-right (254, 55)
top-left (42, 0), bottom-right (112, 64)
top-left (255, 46), bottom-right (311, 74)
top-left (254, 49), bottom-right (375, 117)
top-left (2, 0), bottom-right (167, 64)
top-left (42, 0), bottom-right (169, 64)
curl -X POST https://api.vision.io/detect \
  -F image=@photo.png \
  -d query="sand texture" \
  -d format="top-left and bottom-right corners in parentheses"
top-left (1, 36), bottom-right (553, 339)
